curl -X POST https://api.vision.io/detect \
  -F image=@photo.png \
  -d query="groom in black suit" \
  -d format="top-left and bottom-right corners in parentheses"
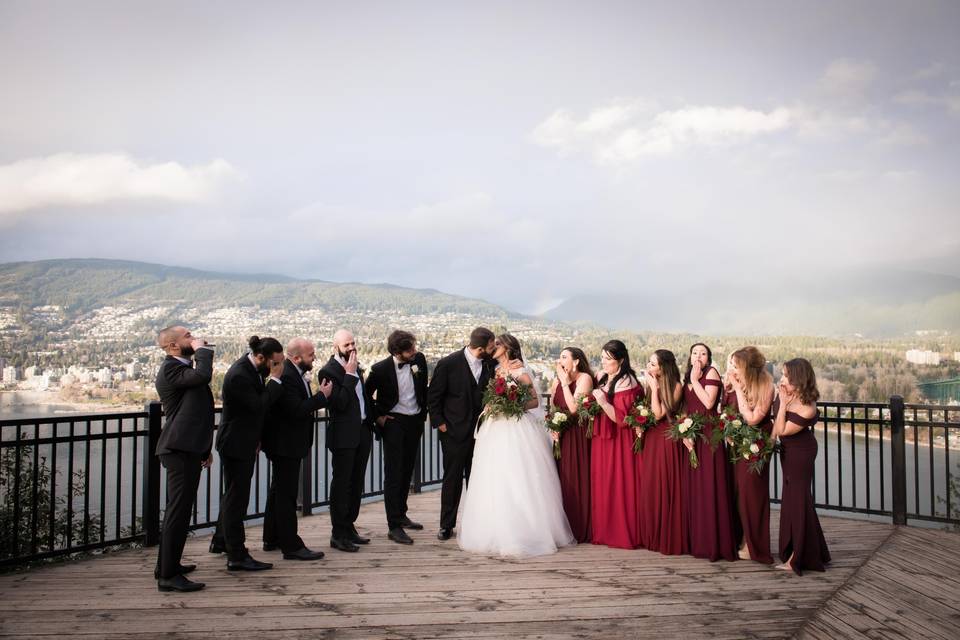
top-left (427, 327), bottom-right (496, 540)
top-left (364, 330), bottom-right (428, 544)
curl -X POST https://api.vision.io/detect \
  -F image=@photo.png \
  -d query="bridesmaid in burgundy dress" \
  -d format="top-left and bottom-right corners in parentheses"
top-left (774, 358), bottom-right (831, 575)
top-left (638, 349), bottom-right (685, 555)
top-left (589, 340), bottom-right (643, 549)
top-left (725, 347), bottom-right (775, 564)
top-left (548, 347), bottom-right (595, 543)
top-left (682, 343), bottom-right (737, 562)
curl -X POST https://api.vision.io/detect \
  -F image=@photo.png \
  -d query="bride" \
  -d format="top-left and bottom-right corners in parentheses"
top-left (457, 333), bottom-right (576, 557)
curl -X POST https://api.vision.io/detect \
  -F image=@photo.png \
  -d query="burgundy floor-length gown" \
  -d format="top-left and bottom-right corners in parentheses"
top-left (777, 400), bottom-right (831, 575)
top-left (682, 368), bottom-right (738, 561)
top-left (725, 390), bottom-right (773, 564)
top-left (638, 405), bottom-right (686, 555)
top-left (590, 385), bottom-right (644, 549)
top-left (553, 382), bottom-right (591, 543)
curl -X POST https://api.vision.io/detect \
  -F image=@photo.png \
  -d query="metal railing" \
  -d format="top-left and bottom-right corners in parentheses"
top-left (1, 403), bottom-right (446, 569)
top-left (2, 395), bottom-right (958, 569)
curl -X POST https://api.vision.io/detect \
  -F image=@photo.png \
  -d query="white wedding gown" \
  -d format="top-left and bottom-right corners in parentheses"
top-left (457, 367), bottom-right (576, 557)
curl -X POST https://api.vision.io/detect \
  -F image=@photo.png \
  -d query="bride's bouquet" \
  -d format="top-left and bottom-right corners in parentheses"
top-left (623, 395), bottom-right (655, 453)
top-left (543, 410), bottom-right (569, 459)
top-left (482, 373), bottom-right (535, 421)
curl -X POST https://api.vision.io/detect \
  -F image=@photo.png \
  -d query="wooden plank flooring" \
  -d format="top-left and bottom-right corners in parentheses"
top-left (0, 490), bottom-right (956, 639)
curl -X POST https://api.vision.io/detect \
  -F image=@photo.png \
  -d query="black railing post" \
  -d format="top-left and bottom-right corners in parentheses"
top-left (411, 435), bottom-right (423, 494)
top-left (142, 401), bottom-right (162, 546)
top-left (890, 395), bottom-right (907, 526)
top-left (299, 453), bottom-right (313, 517)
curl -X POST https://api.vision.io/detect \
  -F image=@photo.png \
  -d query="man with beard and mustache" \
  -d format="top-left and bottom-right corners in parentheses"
top-left (364, 330), bottom-right (428, 544)
top-left (209, 336), bottom-right (285, 571)
top-left (154, 325), bottom-right (215, 592)
top-left (318, 329), bottom-right (374, 552)
top-left (261, 337), bottom-right (333, 561)
top-left (427, 327), bottom-right (497, 541)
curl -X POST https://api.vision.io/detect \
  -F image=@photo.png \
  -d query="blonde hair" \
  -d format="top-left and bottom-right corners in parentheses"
top-left (732, 346), bottom-right (773, 410)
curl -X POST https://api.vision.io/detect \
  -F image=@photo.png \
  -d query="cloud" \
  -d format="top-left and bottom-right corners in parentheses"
top-left (895, 89), bottom-right (960, 117)
top-left (818, 58), bottom-right (877, 99)
top-left (915, 62), bottom-right (945, 79)
top-left (531, 102), bottom-right (794, 166)
top-left (0, 153), bottom-right (240, 215)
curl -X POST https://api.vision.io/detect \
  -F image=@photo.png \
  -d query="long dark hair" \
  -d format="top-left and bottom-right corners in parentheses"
top-left (248, 335), bottom-right (283, 358)
top-left (497, 333), bottom-right (523, 361)
top-left (783, 358), bottom-right (820, 405)
top-left (654, 349), bottom-right (682, 414)
top-left (683, 342), bottom-right (713, 385)
top-left (562, 346), bottom-right (595, 380)
top-left (597, 340), bottom-right (636, 402)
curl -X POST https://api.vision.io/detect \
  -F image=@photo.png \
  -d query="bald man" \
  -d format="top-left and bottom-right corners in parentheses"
top-left (153, 325), bottom-right (215, 592)
top-left (318, 330), bottom-right (374, 552)
top-left (261, 337), bottom-right (333, 561)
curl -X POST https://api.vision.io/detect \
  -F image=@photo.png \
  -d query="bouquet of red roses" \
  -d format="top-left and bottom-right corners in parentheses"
top-left (544, 409), bottom-right (570, 459)
top-left (725, 420), bottom-right (776, 475)
top-left (667, 413), bottom-right (710, 469)
top-left (711, 403), bottom-right (744, 449)
top-left (575, 394), bottom-right (603, 439)
top-left (624, 395), bottom-right (655, 453)
top-left (481, 373), bottom-right (535, 421)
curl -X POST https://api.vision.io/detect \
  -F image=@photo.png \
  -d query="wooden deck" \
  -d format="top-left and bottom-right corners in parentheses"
top-left (1, 490), bottom-right (958, 639)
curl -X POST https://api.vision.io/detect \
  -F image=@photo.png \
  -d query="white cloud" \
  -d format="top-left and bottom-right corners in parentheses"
top-left (0, 153), bottom-right (239, 215)
top-left (915, 62), bottom-right (945, 79)
top-left (531, 102), bottom-right (794, 166)
top-left (819, 58), bottom-right (877, 99)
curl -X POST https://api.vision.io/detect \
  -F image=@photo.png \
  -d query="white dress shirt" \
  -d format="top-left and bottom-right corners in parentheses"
top-left (292, 361), bottom-right (311, 396)
top-left (391, 356), bottom-right (420, 416)
top-left (463, 347), bottom-right (482, 383)
top-left (335, 354), bottom-right (367, 421)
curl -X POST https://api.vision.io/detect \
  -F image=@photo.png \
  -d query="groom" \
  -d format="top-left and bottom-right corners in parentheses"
top-left (427, 327), bottom-right (496, 540)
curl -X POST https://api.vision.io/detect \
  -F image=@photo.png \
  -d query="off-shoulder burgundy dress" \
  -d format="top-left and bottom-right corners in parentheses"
top-left (777, 398), bottom-right (831, 575)
top-left (638, 392), bottom-right (686, 555)
top-left (682, 368), bottom-right (737, 561)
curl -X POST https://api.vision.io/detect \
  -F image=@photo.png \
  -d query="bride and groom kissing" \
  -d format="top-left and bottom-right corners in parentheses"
top-left (427, 327), bottom-right (575, 557)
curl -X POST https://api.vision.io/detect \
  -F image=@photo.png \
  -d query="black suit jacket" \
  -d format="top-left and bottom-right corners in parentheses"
top-left (364, 352), bottom-right (428, 425)
top-left (318, 356), bottom-right (374, 450)
top-left (427, 349), bottom-right (494, 442)
top-left (155, 349), bottom-right (216, 456)
top-left (215, 355), bottom-right (283, 460)
top-left (261, 359), bottom-right (329, 459)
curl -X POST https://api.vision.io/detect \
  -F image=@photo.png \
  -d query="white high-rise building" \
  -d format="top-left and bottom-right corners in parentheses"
top-left (125, 361), bottom-right (142, 380)
top-left (2, 366), bottom-right (18, 382)
top-left (906, 349), bottom-right (941, 365)
top-left (98, 367), bottom-right (113, 385)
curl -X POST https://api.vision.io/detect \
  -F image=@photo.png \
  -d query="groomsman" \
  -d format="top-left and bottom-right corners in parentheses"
top-left (154, 325), bottom-right (215, 592)
top-left (427, 327), bottom-right (496, 541)
top-left (209, 336), bottom-right (284, 570)
top-left (261, 338), bottom-right (332, 561)
top-left (365, 330), bottom-right (428, 544)
top-left (319, 329), bottom-right (374, 552)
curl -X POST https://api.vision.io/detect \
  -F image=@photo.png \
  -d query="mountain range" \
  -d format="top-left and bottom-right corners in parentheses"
top-left (1, 259), bottom-right (958, 338)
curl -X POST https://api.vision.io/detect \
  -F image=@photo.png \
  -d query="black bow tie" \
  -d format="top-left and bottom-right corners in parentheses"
top-left (398, 361), bottom-right (413, 368)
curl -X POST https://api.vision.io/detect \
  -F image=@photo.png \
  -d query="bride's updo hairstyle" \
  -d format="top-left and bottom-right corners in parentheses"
top-left (496, 333), bottom-right (523, 361)
top-left (598, 339), bottom-right (636, 402)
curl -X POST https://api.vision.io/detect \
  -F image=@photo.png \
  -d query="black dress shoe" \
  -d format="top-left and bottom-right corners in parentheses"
top-left (158, 574), bottom-right (205, 592)
top-left (262, 542), bottom-right (278, 552)
top-left (349, 530), bottom-right (370, 545)
top-left (227, 556), bottom-right (273, 571)
top-left (388, 528), bottom-right (414, 545)
top-left (330, 537), bottom-right (359, 553)
top-left (400, 517), bottom-right (424, 530)
top-left (209, 540), bottom-right (226, 554)
top-left (437, 528), bottom-right (454, 541)
top-left (154, 564), bottom-right (196, 580)
top-left (282, 547), bottom-right (325, 561)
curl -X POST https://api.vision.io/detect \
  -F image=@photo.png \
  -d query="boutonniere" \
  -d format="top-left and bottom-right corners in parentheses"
top-left (410, 364), bottom-right (420, 375)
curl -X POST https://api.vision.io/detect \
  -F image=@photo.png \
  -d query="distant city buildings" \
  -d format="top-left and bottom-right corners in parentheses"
top-left (906, 349), bottom-right (941, 365)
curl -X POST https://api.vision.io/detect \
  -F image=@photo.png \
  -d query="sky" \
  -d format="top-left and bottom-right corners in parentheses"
top-left (1, 0), bottom-right (958, 314)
